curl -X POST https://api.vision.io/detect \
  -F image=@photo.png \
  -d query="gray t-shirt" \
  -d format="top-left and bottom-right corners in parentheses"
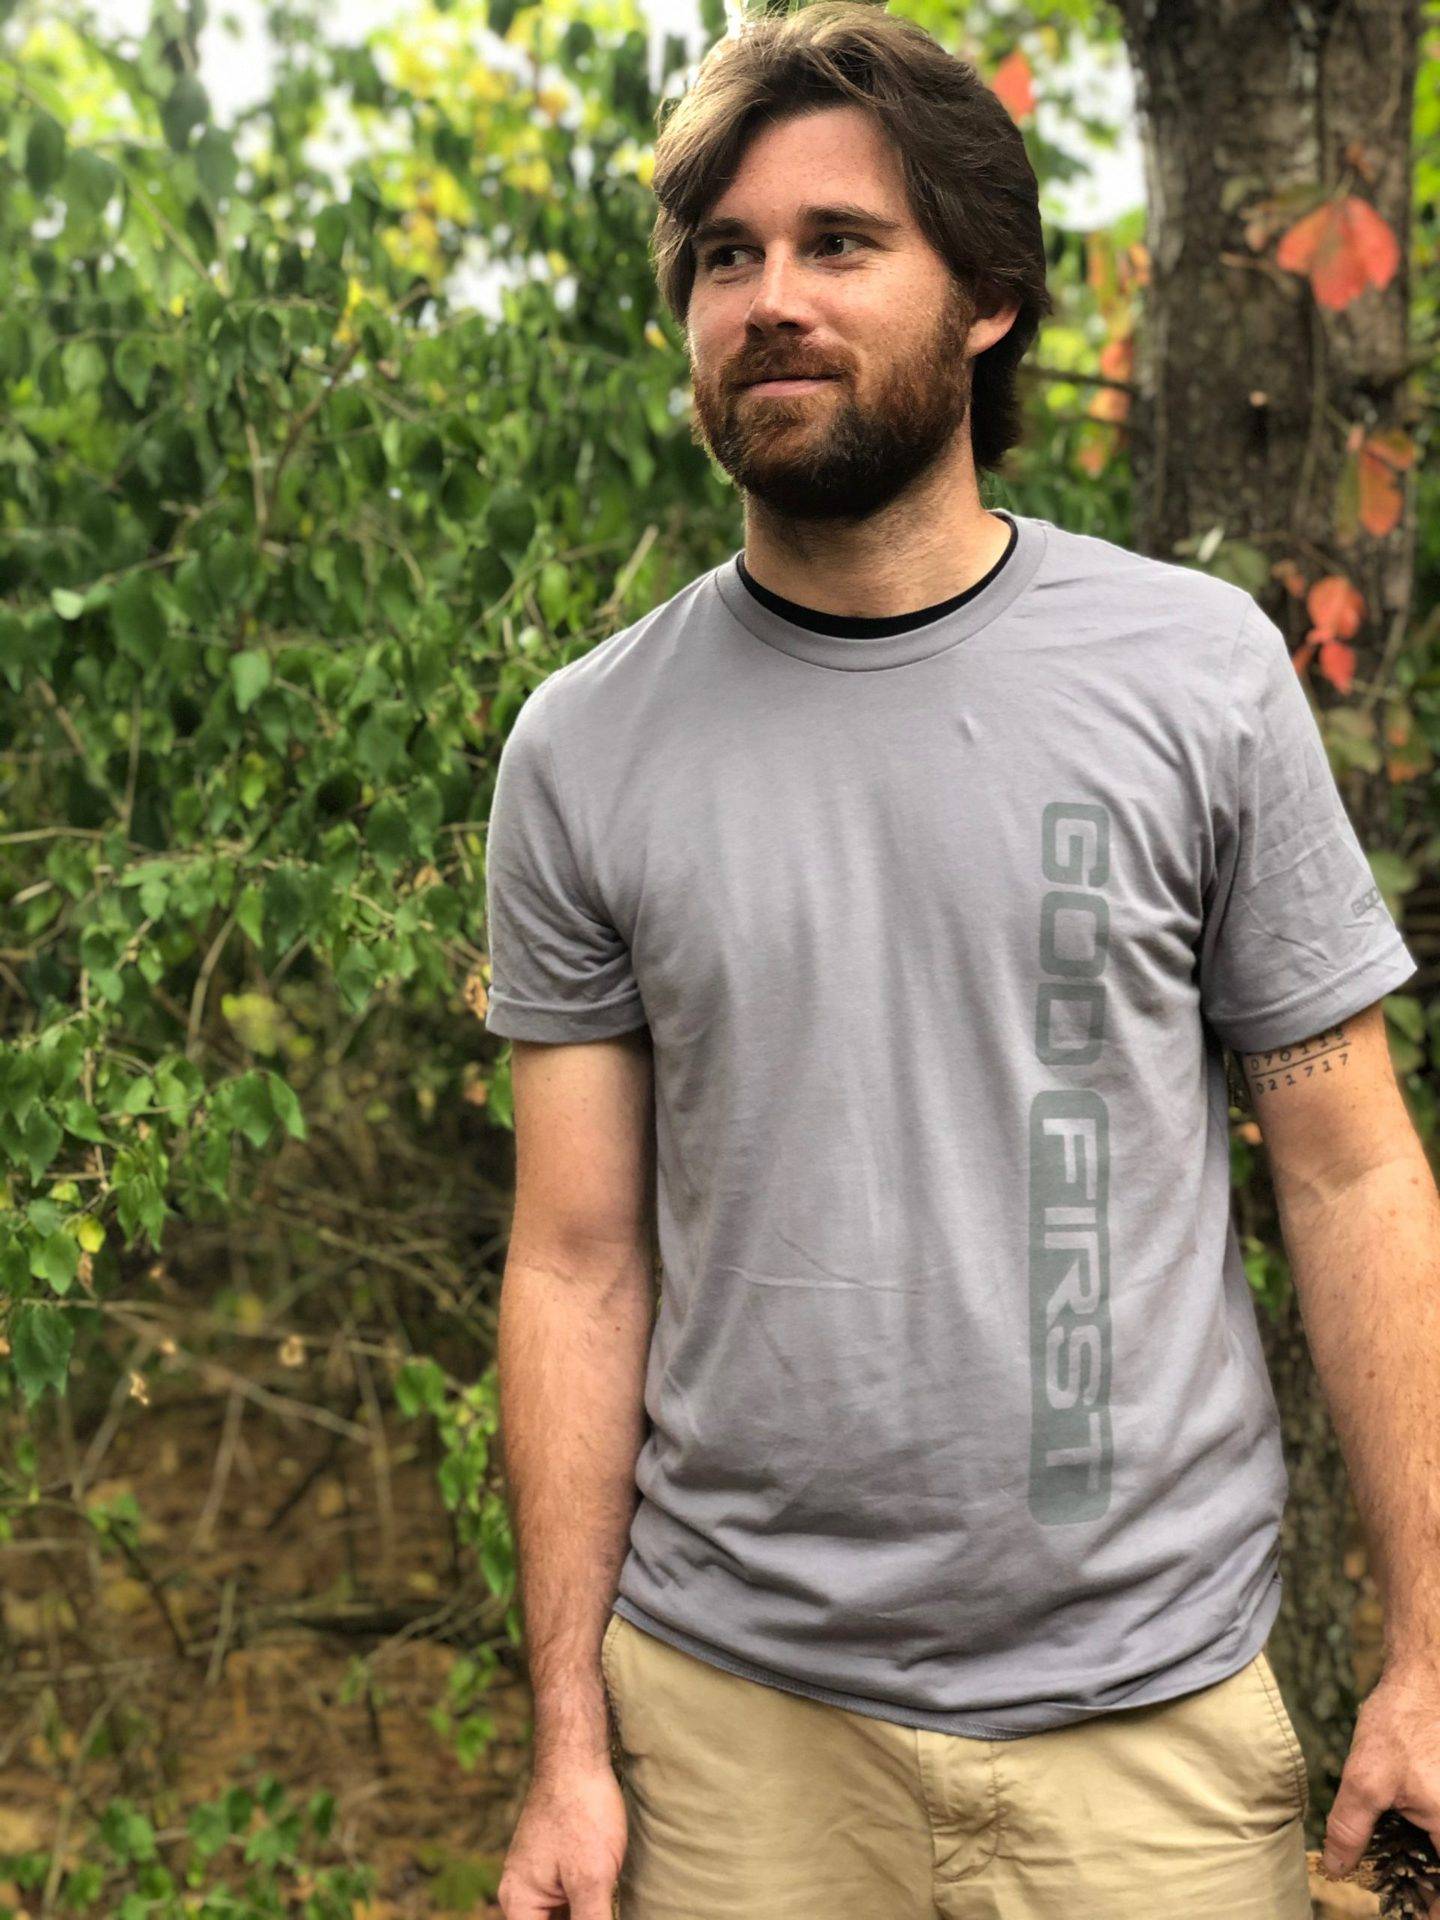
top-left (482, 509), bottom-right (1417, 1737)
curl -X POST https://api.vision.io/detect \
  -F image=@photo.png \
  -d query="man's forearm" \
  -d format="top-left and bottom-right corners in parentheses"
top-left (498, 1246), bottom-right (654, 1771)
top-left (1273, 1142), bottom-right (1440, 1664)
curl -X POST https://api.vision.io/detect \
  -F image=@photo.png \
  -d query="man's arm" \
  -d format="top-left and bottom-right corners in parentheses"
top-left (1239, 999), bottom-right (1440, 1662)
top-left (498, 1026), bottom-right (657, 1774)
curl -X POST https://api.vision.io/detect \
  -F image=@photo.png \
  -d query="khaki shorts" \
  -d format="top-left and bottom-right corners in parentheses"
top-left (600, 1613), bottom-right (1311, 1919)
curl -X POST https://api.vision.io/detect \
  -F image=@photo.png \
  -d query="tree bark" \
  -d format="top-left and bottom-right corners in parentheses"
top-left (1111, 0), bottom-right (1424, 1851)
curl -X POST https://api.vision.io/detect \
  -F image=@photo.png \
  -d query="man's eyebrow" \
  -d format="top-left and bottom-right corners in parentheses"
top-left (691, 203), bottom-right (906, 251)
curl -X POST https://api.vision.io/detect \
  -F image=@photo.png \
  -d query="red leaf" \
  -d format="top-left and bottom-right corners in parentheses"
top-left (1358, 441), bottom-right (1405, 538)
top-left (1318, 637), bottom-right (1357, 694)
top-left (1275, 195), bottom-right (1401, 310)
top-left (991, 50), bottom-right (1035, 122)
top-left (1306, 573), bottom-right (1365, 640)
top-left (1368, 427), bottom-right (1418, 471)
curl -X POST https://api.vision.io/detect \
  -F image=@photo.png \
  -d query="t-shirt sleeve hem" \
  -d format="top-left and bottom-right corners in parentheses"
top-left (1210, 936), bottom-right (1418, 1055)
top-left (484, 991), bottom-right (649, 1044)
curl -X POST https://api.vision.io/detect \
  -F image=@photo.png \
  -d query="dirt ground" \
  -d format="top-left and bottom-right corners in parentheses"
top-left (0, 1354), bottom-right (1391, 1918)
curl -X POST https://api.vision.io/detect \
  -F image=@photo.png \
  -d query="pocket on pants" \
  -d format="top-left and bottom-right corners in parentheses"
top-left (1251, 1649), bottom-right (1310, 1821)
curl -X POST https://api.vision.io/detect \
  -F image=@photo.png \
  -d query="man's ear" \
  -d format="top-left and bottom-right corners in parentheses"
top-left (970, 300), bottom-right (1020, 355)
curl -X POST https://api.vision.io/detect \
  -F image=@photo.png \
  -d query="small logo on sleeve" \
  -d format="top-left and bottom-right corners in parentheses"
top-left (1351, 883), bottom-right (1382, 918)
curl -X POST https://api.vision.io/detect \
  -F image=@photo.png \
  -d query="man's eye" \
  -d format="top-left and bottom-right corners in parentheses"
top-left (701, 233), bottom-right (867, 270)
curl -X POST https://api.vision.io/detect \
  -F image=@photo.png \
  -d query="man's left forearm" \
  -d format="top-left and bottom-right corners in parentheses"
top-left (1272, 1143), bottom-right (1440, 1667)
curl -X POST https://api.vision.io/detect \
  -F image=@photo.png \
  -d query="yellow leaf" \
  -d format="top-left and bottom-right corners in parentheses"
top-left (235, 1291), bottom-right (267, 1331)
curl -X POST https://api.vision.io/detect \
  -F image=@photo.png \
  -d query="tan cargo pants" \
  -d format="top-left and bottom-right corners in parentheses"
top-left (600, 1612), bottom-right (1312, 1919)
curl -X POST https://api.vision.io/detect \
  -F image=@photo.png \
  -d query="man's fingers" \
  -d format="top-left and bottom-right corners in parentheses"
top-left (565, 1868), bottom-right (618, 1920)
top-left (1323, 1776), bottom-right (1385, 1879)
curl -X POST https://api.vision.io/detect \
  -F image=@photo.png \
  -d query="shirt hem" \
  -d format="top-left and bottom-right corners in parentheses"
top-left (1210, 934), bottom-right (1417, 1054)
top-left (484, 992), bottom-right (648, 1043)
top-left (610, 1572), bottom-right (1283, 1739)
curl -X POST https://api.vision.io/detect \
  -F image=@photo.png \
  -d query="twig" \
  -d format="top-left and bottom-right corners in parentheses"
top-left (190, 1384), bottom-right (244, 1552)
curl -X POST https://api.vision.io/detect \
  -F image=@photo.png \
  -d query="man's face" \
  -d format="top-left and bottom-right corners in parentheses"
top-left (684, 105), bottom-right (1014, 526)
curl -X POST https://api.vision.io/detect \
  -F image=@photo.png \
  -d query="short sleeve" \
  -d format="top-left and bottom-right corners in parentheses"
top-left (481, 686), bottom-right (647, 1043)
top-left (1196, 603), bottom-right (1417, 1054)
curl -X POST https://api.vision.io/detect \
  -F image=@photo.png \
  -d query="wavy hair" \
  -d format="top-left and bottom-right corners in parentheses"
top-left (648, 1), bottom-right (1053, 477)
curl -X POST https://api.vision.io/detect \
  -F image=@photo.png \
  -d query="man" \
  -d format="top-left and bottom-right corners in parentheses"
top-left (486, 8), bottom-right (1440, 1917)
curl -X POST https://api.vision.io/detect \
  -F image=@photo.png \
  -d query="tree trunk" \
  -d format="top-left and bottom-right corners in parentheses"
top-left (1111, 0), bottom-right (1424, 1851)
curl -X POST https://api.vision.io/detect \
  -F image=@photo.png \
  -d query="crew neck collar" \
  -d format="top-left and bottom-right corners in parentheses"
top-left (711, 511), bottom-right (1049, 671)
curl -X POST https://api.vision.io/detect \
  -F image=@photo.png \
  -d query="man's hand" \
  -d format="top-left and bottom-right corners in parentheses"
top-left (1322, 1654), bottom-right (1440, 1917)
top-left (497, 1758), bottom-right (627, 1919)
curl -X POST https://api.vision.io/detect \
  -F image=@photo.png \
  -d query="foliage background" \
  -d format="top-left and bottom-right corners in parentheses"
top-left (0, 0), bottom-right (1434, 1908)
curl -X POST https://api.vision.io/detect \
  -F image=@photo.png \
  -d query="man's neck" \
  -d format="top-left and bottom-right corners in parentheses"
top-left (740, 505), bottom-right (1013, 623)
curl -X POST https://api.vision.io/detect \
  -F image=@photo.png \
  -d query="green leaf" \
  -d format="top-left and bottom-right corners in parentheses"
top-left (354, 711), bottom-right (406, 780)
top-left (334, 940), bottom-right (378, 1014)
top-left (113, 335), bottom-right (156, 410)
top-left (1385, 994), bottom-right (1424, 1043)
top-left (31, 1229), bottom-right (79, 1293)
top-left (0, 315), bottom-right (32, 383)
top-left (248, 309), bottom-right (284, 369)
top-left (63, 148), bottom-right (118, 218)
top-left (11, 1302), bottom-right (74, 1407)
top-left (236, 884), bottom-right (265, 948)
top-left (120, 1076), bottom-right (155, 1115)
top-left (161, 74), bottom-right (209, 153)
top-left (21, 1105), bottom-right (63, 1182)
top-left (485, 483), bottom-right (536, 559)
top-left (395, 1357), bottom-right (447, 1417)
top-left (61, 1099), bottom-right (111, 1146)
top-left (61, 339), bottom-right (107, 394)
top-left (100, 1802), bottom-right (157, 1864)
top-left (442, 462), bottom-right (486, 523)
top-left (365, 796), bottom-right (412, 871)
top-left (111, 572), bottom-right (165, 661)
top-left (229, 1071), bottom-right (275, 1150)
top-left (262, 1070), bottom-right (306, 1140)
top-left (50, 588), bottom-right (87, 621)
top-left (194, 127), bottom-right (239, 205)
top-left (315, 204), bottom-right (349, 263)
top-left (25, 113), bottom-right (67, 195)
top-left (206, 536), bottom-right (250, 608)
top-left (231, 650), bottom-right (271, 712)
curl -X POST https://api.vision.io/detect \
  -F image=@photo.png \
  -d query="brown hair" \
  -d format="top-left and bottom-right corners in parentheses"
top-left (648, 1), bottom-right (1053, 479)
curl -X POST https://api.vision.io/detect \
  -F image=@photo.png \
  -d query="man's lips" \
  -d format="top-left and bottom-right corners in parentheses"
top-left (740, 374), bottom-right (838, 390)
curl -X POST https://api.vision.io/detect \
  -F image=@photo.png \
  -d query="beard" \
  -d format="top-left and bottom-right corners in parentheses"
top-left (687, 276), bottom-right (979, 526)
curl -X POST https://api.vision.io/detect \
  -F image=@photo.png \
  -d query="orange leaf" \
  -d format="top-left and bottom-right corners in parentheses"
top-left (1089, 335), bottom-right (1132, 425)
top-left (1367, 427), bottom-right (1418, 470)
top-left (1358, 441), bottom-right (1405, 538)
top-left (1272, 560), bottom-right (1308, 599)
top-left (991, 49), bottom-right (1035, 121)
top-left (1076, 434), bottom-right (1109, 477)
top-left (1275, 195), bottom-right (1401, 310)
top-left (1085, 233), bottom-right (1115, 303)
top-left (1317, 637), bottom-right (1357, 694)
top-left (1098, 336), bottom-right (1133, 382)
top-left (1306, 573), bottom-right (1365, 639)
